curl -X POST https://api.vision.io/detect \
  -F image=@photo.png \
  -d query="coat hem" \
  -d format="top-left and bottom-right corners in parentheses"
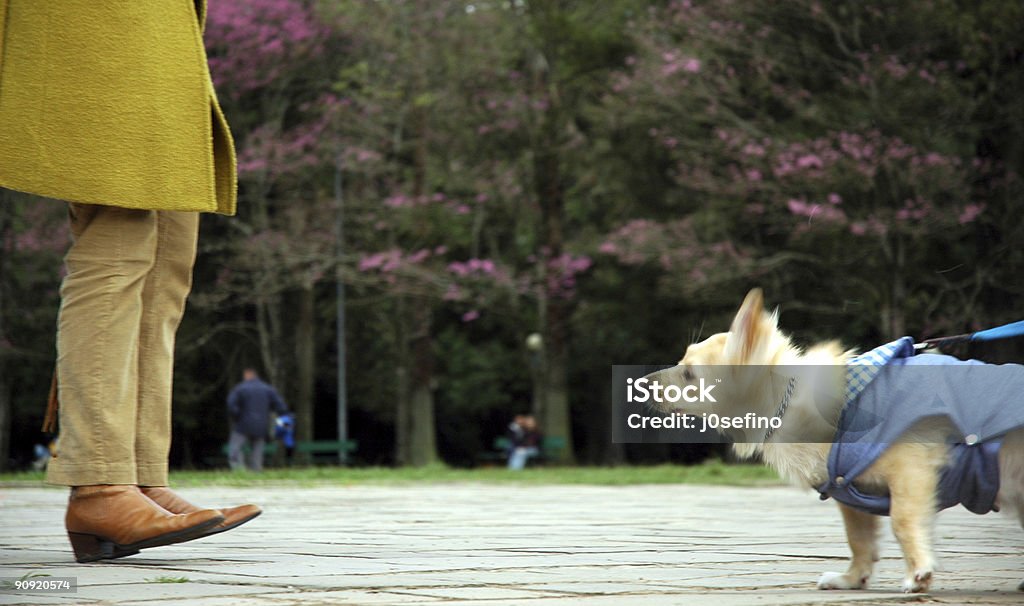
top-left (0, 178), bottom-right (226, 214)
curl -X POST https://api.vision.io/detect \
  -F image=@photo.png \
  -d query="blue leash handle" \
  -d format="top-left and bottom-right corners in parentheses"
top-left (917, 319), bottom-right (1024, 350)
top-left (971, 319), bottom-right (1024, 342)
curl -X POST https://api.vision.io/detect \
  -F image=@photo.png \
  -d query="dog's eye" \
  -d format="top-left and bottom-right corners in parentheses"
top-left (683, 368), bottom-right (695, 381)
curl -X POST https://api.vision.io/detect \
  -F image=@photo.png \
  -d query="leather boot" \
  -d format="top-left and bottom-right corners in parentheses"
top-left (66, 485), bottom-right (224, 563)
top-left (140, 486), bottom-right (261, 537)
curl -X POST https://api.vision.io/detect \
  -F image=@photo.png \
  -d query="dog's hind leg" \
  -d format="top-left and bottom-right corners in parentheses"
top-left (817, 503), bottom-right (878, 590)
top-left (997, 429), bottom-right (1024, 591)
top-left (886, 446), bottom-right (939, 593)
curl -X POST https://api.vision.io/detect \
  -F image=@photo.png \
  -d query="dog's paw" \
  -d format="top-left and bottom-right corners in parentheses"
top-left (901, 569), bottom-right (933, 593)
top-left (817, 571), bottom-right (867, 590)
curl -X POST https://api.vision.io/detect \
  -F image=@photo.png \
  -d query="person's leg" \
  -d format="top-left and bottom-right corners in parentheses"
top-left (228, 430), bottom-right (247, 471)
top-left (46, 203), bottom-right (222, 562)
top-left (134, 211), bottom-right (199, 487)
top-left (47, 204), bottom-right (157, 486)
top-left (508, 448), bottom-right (528, 470)
top-left (249, 436), bottom-right (265, 472)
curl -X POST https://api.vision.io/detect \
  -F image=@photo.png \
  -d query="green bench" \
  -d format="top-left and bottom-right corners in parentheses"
top-left (215, 440), bottom-right (358, 467)
top-left (540, 436), bottom-right (566, 461)
top-left (294, 440), bottom-right (359, 463)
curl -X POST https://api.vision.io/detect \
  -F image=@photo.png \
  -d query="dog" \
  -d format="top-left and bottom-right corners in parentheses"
top-left (645, 289), bottom-right (1024, 593)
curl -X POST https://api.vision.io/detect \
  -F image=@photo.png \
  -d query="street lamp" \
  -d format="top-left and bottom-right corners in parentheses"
top-left (526, 333), bottom-right (544, 418)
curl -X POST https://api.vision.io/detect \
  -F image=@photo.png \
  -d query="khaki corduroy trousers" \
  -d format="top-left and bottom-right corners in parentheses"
top-left (46, 203), bottom-right (199, 487)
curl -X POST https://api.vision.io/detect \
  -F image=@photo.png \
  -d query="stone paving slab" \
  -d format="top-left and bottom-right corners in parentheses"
top-left (0, 483), bottom-right (1021, 605)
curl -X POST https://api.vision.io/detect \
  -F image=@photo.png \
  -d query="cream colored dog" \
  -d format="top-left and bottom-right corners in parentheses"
top-left (648, 289), bottom-right (1024, 593)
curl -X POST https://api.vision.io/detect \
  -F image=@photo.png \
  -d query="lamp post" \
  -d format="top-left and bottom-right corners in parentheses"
top-left (526, 332), bottom-right (544, 418)
top-left (334, 162), bottom-right (348, 465)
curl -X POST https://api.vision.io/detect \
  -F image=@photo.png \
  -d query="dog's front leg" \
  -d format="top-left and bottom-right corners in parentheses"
top-left (888, 460), bottom-right (938, 593)
top-left (818, 503), bottom-right (878, 590)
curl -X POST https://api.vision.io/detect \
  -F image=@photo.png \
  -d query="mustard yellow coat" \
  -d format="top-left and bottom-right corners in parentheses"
top-left (0, 0), bottom-right (236, 214)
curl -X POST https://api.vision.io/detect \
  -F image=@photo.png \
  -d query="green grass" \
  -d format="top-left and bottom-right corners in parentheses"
top-left (0, 461), bottom-right (780, 488)
top-left (146, 576), bottom-right (189, 584)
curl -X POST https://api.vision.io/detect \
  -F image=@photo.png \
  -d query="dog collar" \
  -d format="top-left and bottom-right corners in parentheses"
top-left (763, 376), bottom-right (796, 442)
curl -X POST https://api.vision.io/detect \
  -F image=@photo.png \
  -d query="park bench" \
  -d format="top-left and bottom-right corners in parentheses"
top-left (294, 439), bottom-right (359, 464)
top-left (211, 439), bottom-right (358, 467)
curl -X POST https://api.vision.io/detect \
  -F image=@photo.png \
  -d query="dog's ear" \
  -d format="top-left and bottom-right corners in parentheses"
top-left (726, 288), bottom-right (775, 362)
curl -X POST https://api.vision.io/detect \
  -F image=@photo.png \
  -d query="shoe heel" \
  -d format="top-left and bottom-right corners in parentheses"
top-left (68, 532), bottom-right (115, 562)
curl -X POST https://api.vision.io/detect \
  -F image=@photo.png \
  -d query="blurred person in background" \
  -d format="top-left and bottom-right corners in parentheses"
top-left (227, 368), bottom-right (289, 472)
top-left (508, 415), bottom-right (543, 470)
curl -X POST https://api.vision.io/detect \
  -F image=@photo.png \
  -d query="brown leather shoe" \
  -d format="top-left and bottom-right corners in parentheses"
top-left (66, 485), bottom-right (223, 563)
top-left (140, 486), bottom-right (261, 537)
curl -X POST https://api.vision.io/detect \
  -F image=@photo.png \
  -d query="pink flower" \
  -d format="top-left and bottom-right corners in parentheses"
top-left (827, 192), bottom-right (842, 205)
top-left (796, 154), bottom-right (823, 169)
top-left (958, 203), bottom-right (984, 224)
top-left (461, 310), bottom-right (480, 323)
top-left (359, 253), bottom-right (385, 271)
top-left (742, 143), bottom-right (765, 157)
top-left (787, 198), bottom-right (809, 215)
top-left (407, 249), bottom-right (430, 264)
top-left (384, 194), bottom-right (411, 208)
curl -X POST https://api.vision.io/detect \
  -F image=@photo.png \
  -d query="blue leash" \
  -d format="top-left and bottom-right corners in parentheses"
top-left (915, 319), bottom-right (1024, 350)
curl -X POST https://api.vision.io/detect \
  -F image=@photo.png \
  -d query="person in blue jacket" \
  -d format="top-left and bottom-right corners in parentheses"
top-left (227, 368), bottom-right (289, 472)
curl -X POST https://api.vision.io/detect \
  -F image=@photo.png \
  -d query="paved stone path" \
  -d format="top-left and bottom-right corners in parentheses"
top-left (1, 483), bottom-right (1021, 605)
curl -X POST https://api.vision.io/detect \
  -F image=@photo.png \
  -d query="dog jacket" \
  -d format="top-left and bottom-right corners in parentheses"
top-left (816, 337), bottom-right (1024, 516)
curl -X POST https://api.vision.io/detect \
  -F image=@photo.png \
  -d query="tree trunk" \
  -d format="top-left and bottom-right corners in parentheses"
top-left (533, 112), bottom-right (576, 464)
top-left (542, 343), bottom-right (574, 464)
top-left (393, 299), bottom-right (439, 467)
top-left (407, 302), bottom-right (438, 466)
top-left (256, 296), bottom-right (283, 388)
top-left (590, 390), bottom-right (624, 465)
top-left (890, 236), bottom-right (906, 338)
top-left (0, 343), bottom-right (8, 473)
top-left (394, 298), bottom-right (412, 465)
top-left (0, 197), bottom-right (11, 471)
top-left (294, 285), bottom-right (315, 446)
top-left (880, 234), bottom-right (907, 340)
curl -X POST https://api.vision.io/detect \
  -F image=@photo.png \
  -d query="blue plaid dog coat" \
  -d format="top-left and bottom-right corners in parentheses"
top-left (816, 337), bottom-right (1024, 516)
